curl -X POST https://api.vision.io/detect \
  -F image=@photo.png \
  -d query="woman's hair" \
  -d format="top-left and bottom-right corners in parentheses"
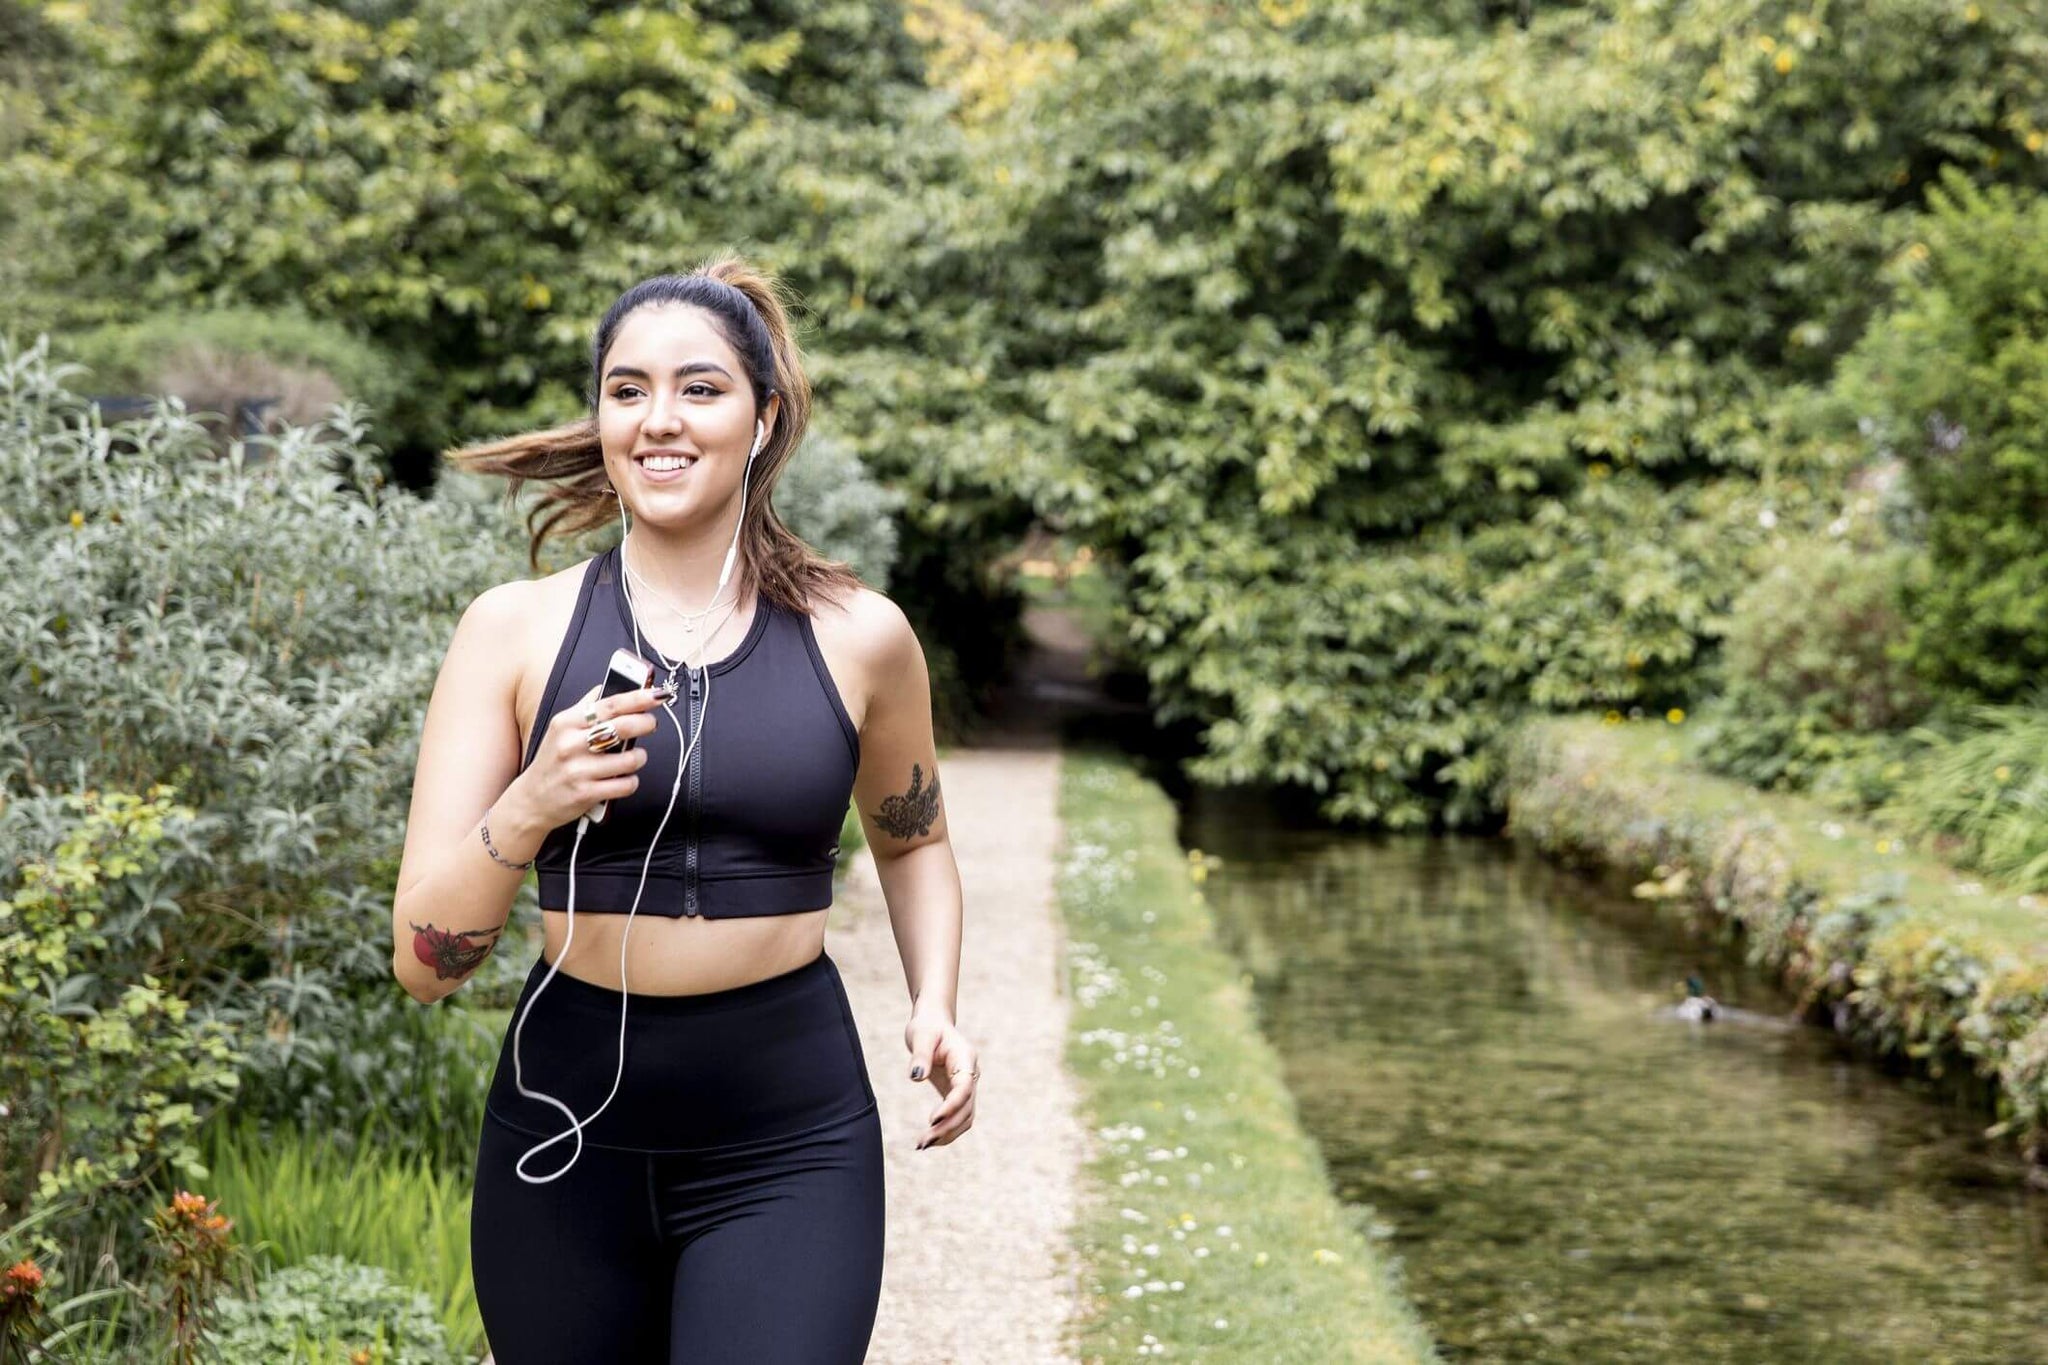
top-left (444, 252), bottom-right (864, 616)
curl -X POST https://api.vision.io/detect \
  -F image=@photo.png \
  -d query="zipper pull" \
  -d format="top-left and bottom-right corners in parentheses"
top-left (688, 669), bottom-right (702, 700)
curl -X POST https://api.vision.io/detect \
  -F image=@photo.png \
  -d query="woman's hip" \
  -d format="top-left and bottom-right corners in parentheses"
top-left (482, 948), bottom-right (876, 1155)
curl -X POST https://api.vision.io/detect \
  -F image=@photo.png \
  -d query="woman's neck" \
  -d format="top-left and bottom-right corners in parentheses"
top-left (622, 524), bottom-right (743, 616)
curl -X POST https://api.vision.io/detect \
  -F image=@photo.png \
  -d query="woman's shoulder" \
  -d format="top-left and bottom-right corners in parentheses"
top-left (801, 581), bottom-right (918, 667)
top-left (461, 556), bottom-right (599, 676)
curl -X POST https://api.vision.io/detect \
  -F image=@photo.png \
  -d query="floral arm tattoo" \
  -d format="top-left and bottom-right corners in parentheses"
top-left (410, 920), bottom-right (503, 981)
top-left (874, 762), bottom-right (942, 840)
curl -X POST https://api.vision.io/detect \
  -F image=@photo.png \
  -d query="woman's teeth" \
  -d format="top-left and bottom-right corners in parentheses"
top-left (640, 455), bottom-right (695, 472)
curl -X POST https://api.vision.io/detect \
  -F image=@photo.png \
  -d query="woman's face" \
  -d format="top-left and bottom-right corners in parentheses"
top-left (596, 303), bottom-right (774, 528)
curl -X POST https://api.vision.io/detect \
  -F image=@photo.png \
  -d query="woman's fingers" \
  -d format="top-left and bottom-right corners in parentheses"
top-left (559, 685), bottom-right (665, 730)
top-left (918, 1052), bottom-right (978, 1149)
top-left (921, 1097), bottom-right (975, 1148)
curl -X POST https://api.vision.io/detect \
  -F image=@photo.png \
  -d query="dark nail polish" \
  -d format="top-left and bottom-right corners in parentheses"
top-left (910, 1066), bottom-right (925, 1081)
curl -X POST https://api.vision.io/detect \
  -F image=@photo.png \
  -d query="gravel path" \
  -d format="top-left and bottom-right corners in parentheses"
top-left (821, 592), bottom-right (1124, 1363)
top-left (827, 735), bottom-right (1088, 1364)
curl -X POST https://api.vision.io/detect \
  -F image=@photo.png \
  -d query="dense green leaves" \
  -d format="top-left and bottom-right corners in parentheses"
top-left (867, 0), bottom-right (2048, 826)
top-left (8, 0), bottom-right (2048, 833)
top-left (1835, 169), bottom-right (2048, 701)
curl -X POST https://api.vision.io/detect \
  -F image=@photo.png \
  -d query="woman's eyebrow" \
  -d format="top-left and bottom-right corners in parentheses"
top-left (603, 362), bottom-right (734, 383)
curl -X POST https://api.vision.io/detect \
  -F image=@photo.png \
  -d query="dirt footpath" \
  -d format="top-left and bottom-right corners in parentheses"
top-left (827, 736), bottom-right (1088, 1364)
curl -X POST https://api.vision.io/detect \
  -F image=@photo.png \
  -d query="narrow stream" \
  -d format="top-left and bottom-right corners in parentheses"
top-left (1176, 785), bottom-right (2048, 1362)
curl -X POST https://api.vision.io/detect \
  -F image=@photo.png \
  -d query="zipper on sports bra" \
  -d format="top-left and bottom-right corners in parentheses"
top-left (683, 666), bottom-right (703, 916)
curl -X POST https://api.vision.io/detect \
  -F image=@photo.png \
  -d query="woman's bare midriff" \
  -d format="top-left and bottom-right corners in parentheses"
top-left (538, 906), bottom-right (831, 995)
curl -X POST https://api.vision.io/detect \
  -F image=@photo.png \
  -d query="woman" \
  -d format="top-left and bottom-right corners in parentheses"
top-left (388, 256), bottom-right (976, 1363)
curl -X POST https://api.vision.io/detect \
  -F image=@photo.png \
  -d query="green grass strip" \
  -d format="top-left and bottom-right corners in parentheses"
top-left (1055, 747), bottom-right (1438, 1363)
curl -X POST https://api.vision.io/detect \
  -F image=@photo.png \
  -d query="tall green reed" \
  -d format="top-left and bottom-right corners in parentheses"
top-left (198, 1116), bottom-right (482, 1358)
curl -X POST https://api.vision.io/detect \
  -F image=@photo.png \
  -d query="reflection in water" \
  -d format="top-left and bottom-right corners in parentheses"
top-left (1180, 788), bottom-right (2048, 1363)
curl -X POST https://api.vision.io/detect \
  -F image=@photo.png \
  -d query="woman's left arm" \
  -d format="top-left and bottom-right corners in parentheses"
top-left (848, 593), bottom-right (977, 1150)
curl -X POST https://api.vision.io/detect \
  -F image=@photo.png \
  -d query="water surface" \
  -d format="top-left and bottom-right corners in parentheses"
top-left (1178, 788), bottom-right (2048, 1362)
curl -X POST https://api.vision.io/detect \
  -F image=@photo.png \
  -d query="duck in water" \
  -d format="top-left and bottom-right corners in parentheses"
top-left (1674, 974), bottom-right (1722, 1023)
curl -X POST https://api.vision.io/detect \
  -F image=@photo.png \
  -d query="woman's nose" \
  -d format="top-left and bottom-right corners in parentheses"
top-left (643, 391), bottom-right (684, 435)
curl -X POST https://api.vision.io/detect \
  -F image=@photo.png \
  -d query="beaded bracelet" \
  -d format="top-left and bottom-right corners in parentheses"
top-left (480, 807), bottom-right (535, 871)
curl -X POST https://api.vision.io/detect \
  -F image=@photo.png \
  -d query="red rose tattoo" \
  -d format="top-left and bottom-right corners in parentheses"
top-left (410, 921), bottom-right (503, 980)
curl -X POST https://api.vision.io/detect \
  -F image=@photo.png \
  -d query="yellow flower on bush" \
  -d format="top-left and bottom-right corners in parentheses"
top-left (1774, 49), bottom-right (1797, 74)
top-left (1994, 765), bottom-right (2012, 783)
top-left (68, 510), bottom-right (83, 529)
top-left (1875, 838), bottom-right (1892, 854)
top-left (1311, 1247), bottom-right (1343, 1264)
top-left (1666, 707), bottom-right (1685, 724)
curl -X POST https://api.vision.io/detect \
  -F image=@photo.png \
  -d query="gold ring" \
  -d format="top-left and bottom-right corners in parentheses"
top-left (584, 722), bottom-right (622, 753)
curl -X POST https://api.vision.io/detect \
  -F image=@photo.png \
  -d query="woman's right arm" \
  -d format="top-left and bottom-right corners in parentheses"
top-left (390, 583), bottom-right (662, 1003)
top-left (389, 582), bottom-right (545, 1005)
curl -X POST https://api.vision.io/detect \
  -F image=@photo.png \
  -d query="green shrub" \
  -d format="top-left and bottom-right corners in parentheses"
top-left (1685, 533), bottom-right (1934, 801)
top-left (57, 307), bottom-right (409, 448)
top-left (210, 1257), bottom-right (457, 1365)
top-left (1877, 700), bottom-right (2048, 893)
top-left (1720, 537), bottom-right (1931, 734)
top-left (0, 787), bottom-right (243, 1214)
top-left (0, 332), bottom-right (533, 1168)
top-left (195, 1114), bottom-right (482, 1355)
top-left (1834, 168), bottom-right (2048, 703)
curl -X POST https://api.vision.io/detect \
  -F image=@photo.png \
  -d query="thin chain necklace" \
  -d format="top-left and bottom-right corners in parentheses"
top-left (620, 538), bottom-right (731, 635)
top-left (626, 583), bottom-right (739, 677)
top-left (618, 542), bottom-right (743, 692)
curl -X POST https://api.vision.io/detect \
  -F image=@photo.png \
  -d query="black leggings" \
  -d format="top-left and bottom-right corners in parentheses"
top-left (471, 949), bottom-right (885, 1364)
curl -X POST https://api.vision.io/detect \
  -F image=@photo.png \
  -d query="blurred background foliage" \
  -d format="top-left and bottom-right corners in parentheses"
top-left (6, 0), bottom-right (2048, 1353)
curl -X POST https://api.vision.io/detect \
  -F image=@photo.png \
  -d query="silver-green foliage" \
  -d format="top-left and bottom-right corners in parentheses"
top-left (0, 333), bottom-right (530, 1161)
top-left (210, 1256), bottom-right (457, 1365)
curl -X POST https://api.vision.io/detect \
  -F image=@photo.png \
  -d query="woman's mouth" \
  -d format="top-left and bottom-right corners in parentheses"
top-left (634, 452), bottom-right (698, 482)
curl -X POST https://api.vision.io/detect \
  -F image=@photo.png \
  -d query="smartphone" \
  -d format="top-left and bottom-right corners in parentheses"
top-left (586, 649), bottom-right (656, 825)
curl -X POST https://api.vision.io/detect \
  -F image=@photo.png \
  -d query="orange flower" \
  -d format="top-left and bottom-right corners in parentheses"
top-left (3, 1258), bottom-right (44, 1298)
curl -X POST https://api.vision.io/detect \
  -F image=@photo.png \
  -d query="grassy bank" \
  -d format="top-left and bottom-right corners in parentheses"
top-left (1054, 748), bottom-right (1437, 1363)
top-left (1504, 715), bottom-right (2048, 1167)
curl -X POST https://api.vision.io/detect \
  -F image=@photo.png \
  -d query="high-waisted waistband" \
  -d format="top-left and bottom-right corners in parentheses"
top-left (483, 950), bottom-right (877, 1155)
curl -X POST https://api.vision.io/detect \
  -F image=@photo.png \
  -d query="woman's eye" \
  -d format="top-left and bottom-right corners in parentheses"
top-left (612, 382), bottom-right (716, 400)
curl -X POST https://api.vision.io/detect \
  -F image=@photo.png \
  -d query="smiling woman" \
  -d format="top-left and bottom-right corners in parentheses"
top-left (392, 256), bottom-right (979, 1363)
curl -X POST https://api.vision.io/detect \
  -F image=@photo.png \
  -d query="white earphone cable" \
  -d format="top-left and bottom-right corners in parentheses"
top-left (508, 418), bottom-right (762, 1184)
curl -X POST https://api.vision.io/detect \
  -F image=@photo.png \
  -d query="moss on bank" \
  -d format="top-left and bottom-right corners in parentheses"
top-left (1055, 748), bottom-right (1438, 1363)
top-left (1503, 716), bottom-right (2048, 1167)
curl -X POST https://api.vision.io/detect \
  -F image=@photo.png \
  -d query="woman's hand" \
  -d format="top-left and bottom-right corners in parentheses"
top-left (905, 1008), bottom-right (978, 1150)
top-left (506, 682), bottom-right (666, 832)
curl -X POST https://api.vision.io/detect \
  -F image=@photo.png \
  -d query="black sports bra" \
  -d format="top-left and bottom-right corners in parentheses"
top-left (518, 546), bottom-right (860, 919)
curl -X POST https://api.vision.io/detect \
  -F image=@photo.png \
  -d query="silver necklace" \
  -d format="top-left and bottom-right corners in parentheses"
top-left (621, 542), bottom-right (730, 635)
